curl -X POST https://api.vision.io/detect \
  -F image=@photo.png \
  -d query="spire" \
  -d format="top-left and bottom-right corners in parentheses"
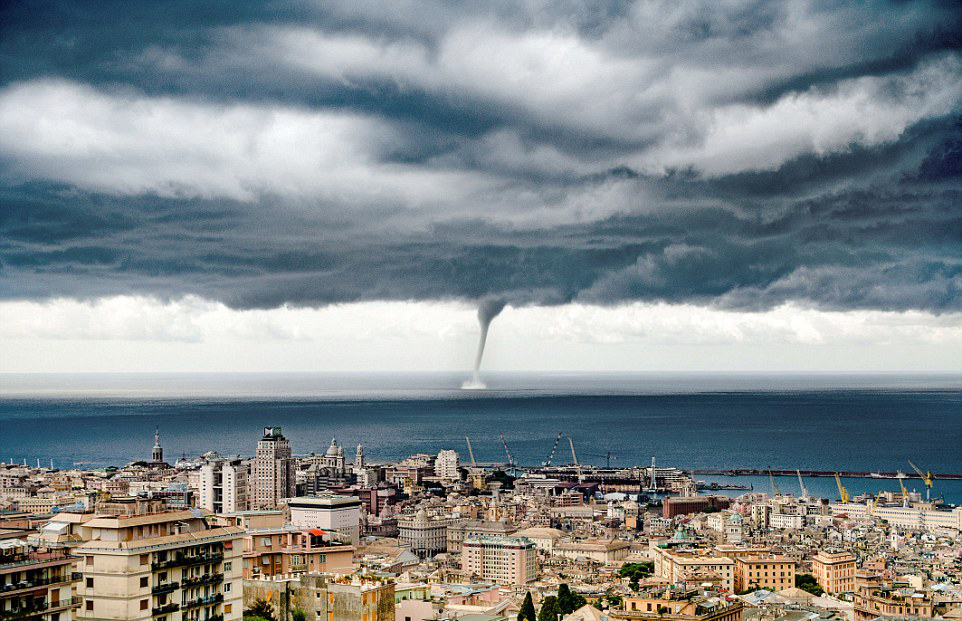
top-left (153, 427), bottom-right (161, 449)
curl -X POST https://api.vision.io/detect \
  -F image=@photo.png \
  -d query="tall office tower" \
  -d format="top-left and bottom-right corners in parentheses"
top-left (251, 427), bottom-right (293, 509)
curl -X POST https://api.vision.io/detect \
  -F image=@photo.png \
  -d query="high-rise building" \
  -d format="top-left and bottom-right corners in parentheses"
top-left (461, 535), bottom-right (538, 586)
top-left (354, 445), bottom-right (364, 471)
top-left (199, 458), bottom-right (248, 514)
top-left (251, 428), bottom-right (293, 509)
top-left (434, 450), bottom-right (460, 481)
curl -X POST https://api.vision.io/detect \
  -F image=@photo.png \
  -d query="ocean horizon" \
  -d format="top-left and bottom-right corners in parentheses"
top-left (1, 371), bottom-right (960, 503)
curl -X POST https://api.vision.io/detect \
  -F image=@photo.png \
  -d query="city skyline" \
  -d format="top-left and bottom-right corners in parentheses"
top-left (1, 3), bottom-right (961, 372)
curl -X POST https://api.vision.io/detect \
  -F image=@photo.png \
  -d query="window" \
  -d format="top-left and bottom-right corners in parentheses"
top-left (262, 557), bottom-right (270, 565)
top-left (86, 577), bottom-right (94, 588)
top-left (86, 601), bottom-right (94, 611)
top-left (224, 583), bottom-right (232, 593)
top-left (224, 562), bottom-right (232, 572)
top-left (85, 556), bottom-right (94, 566)
top-left (140, 554), bottom-right (149, 565)
top-left (261, 537), bottom-right (272, 547)
top-left (140, 577), bottom-right (149, 588)
top-left (140, 600), bottom-right (149, 611)
top-left (225, 605), bottom-right (233, 614)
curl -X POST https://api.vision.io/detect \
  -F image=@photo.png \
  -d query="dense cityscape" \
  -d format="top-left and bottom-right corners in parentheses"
top-left (2, 426), bottom-right (960, 621)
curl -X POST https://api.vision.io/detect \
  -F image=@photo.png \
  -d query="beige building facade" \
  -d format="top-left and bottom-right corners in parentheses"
top-left (811, 551), bottom-right (856, 594)
top-left (461, 535), bottom-right (538, 586)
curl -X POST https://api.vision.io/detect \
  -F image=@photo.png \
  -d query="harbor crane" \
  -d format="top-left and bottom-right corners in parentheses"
top-left (796, 469), bottom-right (808, 500)
top-left (834, 472), bottom-right (850, 504)
top-left (896, 470), bottom-right (909, 507)
top-left (768, 468), bottom-right (782, 498)
top-left (543, 432), bottom-right (563, 467)
top-left (907, 460), bottom-right (934, 501)
top-left (499, 433), bottom-right (515, 468)
top-left (568, 436), bottom-right (584, 483)
top-left (465, 436), bottom-right (477, 468)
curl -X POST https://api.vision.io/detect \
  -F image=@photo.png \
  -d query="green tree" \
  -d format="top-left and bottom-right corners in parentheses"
top-left (795, 574), bottom-right (824, 596)
top-left (558, 584), bottom-right (574, 615)
top-left (244, 599), bottom-right (275, 621)
top-left (538, 596), bottom-right (563, 621)
top-left (291, 609), bottom-right (306, 621)
top-left (518, 592), bottom-right (537, 621)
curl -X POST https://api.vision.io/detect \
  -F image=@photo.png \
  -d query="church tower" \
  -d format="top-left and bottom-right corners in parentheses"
top-left (152, 427), bottom-right (163, 463)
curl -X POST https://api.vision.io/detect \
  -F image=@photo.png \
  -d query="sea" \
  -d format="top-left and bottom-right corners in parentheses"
top-left (1, 372), bottom-right (960, 504)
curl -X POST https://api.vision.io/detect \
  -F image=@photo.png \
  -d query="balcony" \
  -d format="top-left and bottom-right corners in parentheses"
top-left (0, 573), bottom-right (78, 596)
top-left (0, 552), bottom-right (74, 573)
top-left (0, 596), bottom-right (82, 620)
top-left (182, 594), bottom-right (224, 610)
top-left (182, 573), bottom-right (223, 589)
top-left (152, 603), bottom-right (180, 616)
top-left (151, 552), bottom-right (224, 571)
top-left (152, 581), bottom-right (179, 595)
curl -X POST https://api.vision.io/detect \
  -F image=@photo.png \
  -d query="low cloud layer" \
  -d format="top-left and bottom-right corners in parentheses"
top-left (1, 1), bottom-right (960, 315)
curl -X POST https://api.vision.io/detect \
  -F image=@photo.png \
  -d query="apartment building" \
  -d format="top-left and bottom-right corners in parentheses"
top-left (434, 451), bottom-right (460, 481)
top-left (0, 538), bottom-right (81, 621)
top-left (69, 508), bottom-right (245, 621)
top-left (653, 548), bottom-right (737, 593)
top-left (811, 551), bottom-right (856, 594)
top-left (251, 428), bottom-right (293, 510)
top-left (733, 556), bottom-right (796, 592)
top-left (239, 512), bottom-right (353, 578)
top-left (461, 535), bottom-right (538, 586)
top-left (199, 459), bottom-right (248, 514)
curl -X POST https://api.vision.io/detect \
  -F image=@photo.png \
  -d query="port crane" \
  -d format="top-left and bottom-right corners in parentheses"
top-left (465, 436), bottom-right (477, 467)
top-left (834, 472), bottom-right (850, 504)
top-left (907, 460), bottom-right (934, 501)
top-left (796, 470), bottom-right (808, 500)
top-left (896, 471), bottom-right (909, 507)
top-left (768, 468), bottom-right (782, 498)
top-left (543, 432), bottom-right (563, 467)
top-left (568, 436), bottom-right (584, 483)
top-left (499, 433), bottom-right (515, 468)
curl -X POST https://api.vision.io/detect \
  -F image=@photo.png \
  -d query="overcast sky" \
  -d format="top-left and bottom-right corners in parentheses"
top-left (1, 1), bottom-right (961, 373)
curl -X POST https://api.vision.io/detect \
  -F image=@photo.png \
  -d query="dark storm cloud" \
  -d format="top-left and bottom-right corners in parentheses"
top-left (0, 1), bottom-right (961, 312)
